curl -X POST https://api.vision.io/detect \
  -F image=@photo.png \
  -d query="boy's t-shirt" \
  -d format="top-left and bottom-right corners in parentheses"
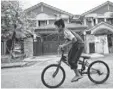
top-left (64, 29), bottom-right (75, 41)
top-left (64, 28), bottom-right (84, 44)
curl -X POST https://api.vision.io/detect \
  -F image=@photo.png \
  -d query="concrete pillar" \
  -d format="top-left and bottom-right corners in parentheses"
top-left (37, 20), bottom-right (39, 27)
top-left (84, 35), bottom-right (89, 53)
top-left (104, 18), bottom-right (107, 22)
top-left (47, 20), bottom-right (49, 25)
top-left (85, 35), bottom-right (90, 54)
top-left (68, 19), bottom-right (70, 23)
top-left (24, 37), bottom-right (33, 57)
top-left (95, 18), bottom-right (98, 24)
top-left (111, 37), bottom-right (113, 53)
top-left (91, 18), bottom-right (94, 26)
top-left (84, 18), bottom-right (87, 26)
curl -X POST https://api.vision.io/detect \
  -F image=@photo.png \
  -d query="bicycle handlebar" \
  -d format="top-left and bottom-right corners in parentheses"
top-left (61, 48), bottom-right (64, 52)
top-left (60, 48), bottom-right (64, 56)
top-left (57, 47), bottom-right (64, 56)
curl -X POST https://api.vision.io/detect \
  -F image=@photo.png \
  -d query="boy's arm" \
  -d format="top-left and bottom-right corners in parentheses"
top-left (60, 38), bottom-right (77, 48)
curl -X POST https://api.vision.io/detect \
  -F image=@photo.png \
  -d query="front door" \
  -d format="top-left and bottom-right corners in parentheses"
top-left (89, 43), bottom-right (95, 53)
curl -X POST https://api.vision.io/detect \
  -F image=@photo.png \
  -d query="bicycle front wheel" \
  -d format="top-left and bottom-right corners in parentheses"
top-left (41, 64), bottom-right (66, 88)
top-left (88, 60), bottom-right (110, 84)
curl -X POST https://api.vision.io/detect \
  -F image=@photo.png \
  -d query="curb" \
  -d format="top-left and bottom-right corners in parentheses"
top-left (1, 62), bottom-right (29, 69)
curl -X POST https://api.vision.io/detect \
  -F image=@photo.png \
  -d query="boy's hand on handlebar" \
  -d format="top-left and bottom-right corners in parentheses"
top-left (58, 45), bottom-right (64, 50)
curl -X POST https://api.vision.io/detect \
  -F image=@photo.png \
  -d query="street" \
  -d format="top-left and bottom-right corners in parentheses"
top-left (1, 54), bottom-right (113, 88)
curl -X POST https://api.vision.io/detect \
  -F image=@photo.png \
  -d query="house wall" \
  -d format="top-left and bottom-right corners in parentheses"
top-left (25, 1), bottom-right (113, 55)
top-left (85, 35), bottom-right (95, 53)
top-left (91, 5), bottom-right (108, 14)
top-left (26, 5), bottom-right (70, 28)
top-left (26, 6), bottom-right (41, 18)
top-left (83, 3), bottom-right (113, 27)
top-left (43, 6), bottom-right (61, 16)
top-left (95, 35), bottom-right (109, 54)
top-left (109, 4), bottom-right (113, 12)
top-left (49, 20), bottom-right (55, 24)
top-left (83, 2), bottom-right (113, 54)
top-left (85, 35), bottom-right (109, 54)
top-left (24, 37), bottom-right (33, 57)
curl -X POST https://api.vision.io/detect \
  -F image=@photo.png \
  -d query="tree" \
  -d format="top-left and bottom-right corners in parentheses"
top-left (1, 1), bottom-right (34, 59)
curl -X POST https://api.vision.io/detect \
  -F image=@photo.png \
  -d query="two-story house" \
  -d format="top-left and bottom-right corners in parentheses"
top-left (25, 1), bottom-right (113, 56)
top-left (24, 2), bottom-right (87, 55)
top-left (81, 1), bottom-right (113, 54)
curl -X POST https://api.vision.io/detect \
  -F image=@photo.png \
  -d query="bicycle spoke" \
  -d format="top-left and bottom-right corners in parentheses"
top-left (88, 61), bottom-right (110, 84)
top-left (42, 64), bottom-right (65, 88)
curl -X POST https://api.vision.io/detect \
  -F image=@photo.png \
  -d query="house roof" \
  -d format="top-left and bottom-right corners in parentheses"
top-left (81, 1), bottom-right (113, 16)
top-left (88, 22), bottom-right (113, 34)
top-left (24, 2), bottom-right (73, 16)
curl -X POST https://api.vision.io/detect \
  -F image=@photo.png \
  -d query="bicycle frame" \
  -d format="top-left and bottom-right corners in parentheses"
top-left (54, 49), bottom-right (88, 76)
top-left (53, 49), bottom-right (100, 77)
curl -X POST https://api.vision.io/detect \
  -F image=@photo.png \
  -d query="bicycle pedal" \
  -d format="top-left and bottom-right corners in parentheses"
top-left (71, 79), bottom-right (79, 82)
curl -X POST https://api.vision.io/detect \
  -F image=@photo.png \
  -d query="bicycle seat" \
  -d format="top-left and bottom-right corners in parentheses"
top-left (81, 55), bottom-right (91, 59)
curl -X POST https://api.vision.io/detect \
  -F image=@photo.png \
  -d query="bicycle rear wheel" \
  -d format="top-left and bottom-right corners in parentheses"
top-left (41, 64), bottom-right (66, 88)
top-left (87, 60), bottom-right (110, 84)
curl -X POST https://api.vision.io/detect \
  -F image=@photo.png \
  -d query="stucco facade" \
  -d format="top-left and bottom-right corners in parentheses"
top-left (24, 1), bottom-right (113, 55)
top-left (24, 2), bottom-right (87, 55)
top-left (82, 1), bottom-right (113, 54)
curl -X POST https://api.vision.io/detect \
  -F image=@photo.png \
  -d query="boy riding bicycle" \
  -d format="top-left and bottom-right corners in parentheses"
top-left (54, 19), bottom-right (84, 82)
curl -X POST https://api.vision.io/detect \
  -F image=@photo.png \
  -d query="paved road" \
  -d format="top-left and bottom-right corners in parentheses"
top-left (1, 55), bottom-right (113, 88)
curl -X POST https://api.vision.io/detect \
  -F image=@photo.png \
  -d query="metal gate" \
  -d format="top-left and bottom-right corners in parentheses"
top-left (33, 37), bottom-right (43, 56)
top-left (33, 40), bottom-right (71, 56)
top-left (43, 41), bottom-right (59, 55)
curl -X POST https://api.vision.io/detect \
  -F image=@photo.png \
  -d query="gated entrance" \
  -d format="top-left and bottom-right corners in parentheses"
top-left (33, 34), bottom-right (61, 56)
top-left (43, 41), bottom-right (59, 55)
top-left (33, 37), bottom-right (43, 56)
top-left (33, 31), bottom-right (85, 56)
top-left (33, 33), bottom-right (69, 56)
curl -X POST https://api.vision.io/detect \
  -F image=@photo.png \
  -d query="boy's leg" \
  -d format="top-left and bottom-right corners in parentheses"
top-left (68, 45), bottom-right (84, 82)
top-left (73, 46), bottom-right (84, 67)
top-left (72, 46), bottom-right (84, 82)
top-left (68, 43), bottom-right (80, 76)
top-left (68, 43), bottom-right (78, 69)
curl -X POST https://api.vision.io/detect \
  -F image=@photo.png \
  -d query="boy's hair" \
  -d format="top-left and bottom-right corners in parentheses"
top-left (54, 19), bottom-right (65, 28)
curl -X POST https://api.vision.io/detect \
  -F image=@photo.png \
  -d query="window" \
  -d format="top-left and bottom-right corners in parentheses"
top-left (38, 20), bottom-right (47, 27)
top-left (28, 20), bottom-right (36, 27)
top-left (86, 17), bottom-right (92, 28)
top-left (63, 19), bottom-right (69, 23)
top-left (98, 18), bottom-right (104, 23)
top-left (93, 19), bottom-right (96, 25)
top-left (106, 18), bottom-right (113, 24)
top-left (49, 20), bottom-right (55, 24)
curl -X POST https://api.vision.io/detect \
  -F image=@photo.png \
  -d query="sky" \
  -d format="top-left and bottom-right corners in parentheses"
top-left (4, 0), bottom-right (113, 14)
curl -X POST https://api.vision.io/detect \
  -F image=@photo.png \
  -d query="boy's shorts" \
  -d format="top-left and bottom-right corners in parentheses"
top-left (68, 42), bottom-right (84, 69)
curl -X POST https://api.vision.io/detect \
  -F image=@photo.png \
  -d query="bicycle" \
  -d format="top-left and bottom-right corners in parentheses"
top-left (41, 48), bottom-right (110, 88)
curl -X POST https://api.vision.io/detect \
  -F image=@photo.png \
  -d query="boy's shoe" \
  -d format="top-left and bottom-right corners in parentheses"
top-left (71, 75), bottom-right (83, 82)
